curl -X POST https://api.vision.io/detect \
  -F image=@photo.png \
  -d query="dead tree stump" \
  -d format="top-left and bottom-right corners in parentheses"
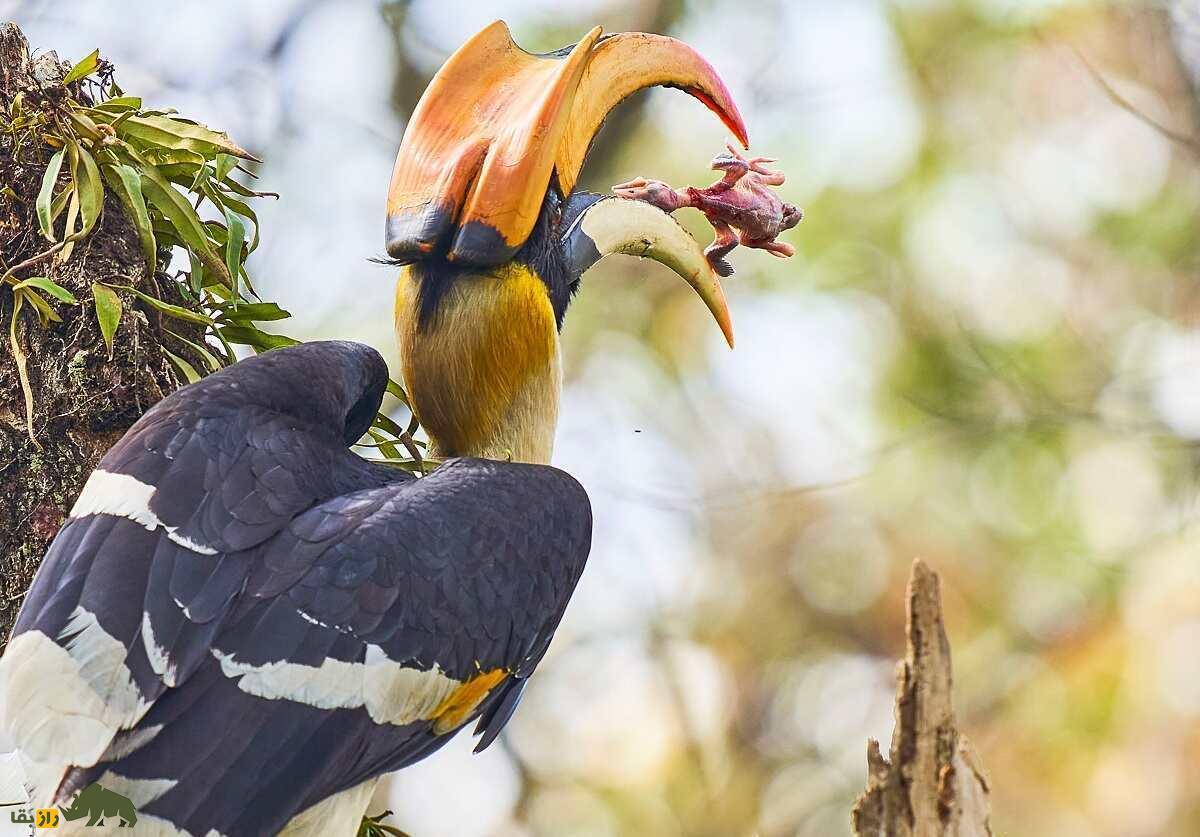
top-left (851, 560), bottom-right (993, 837)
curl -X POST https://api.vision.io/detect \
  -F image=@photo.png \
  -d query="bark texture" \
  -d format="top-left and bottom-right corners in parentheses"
top-left (0, 22), bottom-right (199, 644)
top-left (851, 560), bottom-right (992, 837)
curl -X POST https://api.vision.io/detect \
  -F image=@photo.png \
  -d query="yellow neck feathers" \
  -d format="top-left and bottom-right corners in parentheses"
top-left (394, 263), bottom-right (561, 465)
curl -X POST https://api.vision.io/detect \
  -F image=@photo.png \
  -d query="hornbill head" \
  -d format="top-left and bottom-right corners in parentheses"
top-left (387, 21), bottom-right (746, 465)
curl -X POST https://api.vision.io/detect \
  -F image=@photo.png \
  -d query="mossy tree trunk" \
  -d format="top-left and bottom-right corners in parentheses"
top-left (0, 23), bottom-right (202, 645)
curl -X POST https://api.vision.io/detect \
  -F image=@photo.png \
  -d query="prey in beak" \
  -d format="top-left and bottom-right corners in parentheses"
top-left (613, 143), bottom-right (802, 278)
top-left (385, 20), bottom-right (748, 347)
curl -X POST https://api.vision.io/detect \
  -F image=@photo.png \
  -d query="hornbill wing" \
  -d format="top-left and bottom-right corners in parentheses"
top-left (0, 341), bottom-right (591, 836)
top-left (62, 458), bottom-right (591, 837)
top-left (0, 342), bottom-right (404, 802)
top-left (241, 456), bottom-right (591, 691)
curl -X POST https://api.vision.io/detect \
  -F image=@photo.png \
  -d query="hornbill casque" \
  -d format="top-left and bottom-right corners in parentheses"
top-left (0, 20), bottom-right (750, 836)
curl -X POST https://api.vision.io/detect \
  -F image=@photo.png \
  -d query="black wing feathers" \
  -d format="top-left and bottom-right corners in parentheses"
top-left (15, 341), bottom-right (592, 837)
top-left (238, 458), bottom-right (592, 681)
top-left (97, 341), bottom-right (408, 555)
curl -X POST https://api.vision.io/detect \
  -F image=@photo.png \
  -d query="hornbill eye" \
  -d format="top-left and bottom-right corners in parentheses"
top-left (384, 20), bottom-right (746, 347)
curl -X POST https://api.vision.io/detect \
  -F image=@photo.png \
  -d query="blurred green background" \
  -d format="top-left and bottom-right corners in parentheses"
top-left (7, 0), bottom-right (1200, 834)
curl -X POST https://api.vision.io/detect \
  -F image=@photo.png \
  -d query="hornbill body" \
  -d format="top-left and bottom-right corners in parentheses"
top-left (0, 20), bottom-right (747, 837)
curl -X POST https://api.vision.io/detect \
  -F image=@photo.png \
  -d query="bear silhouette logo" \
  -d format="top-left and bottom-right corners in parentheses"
top-left (58, 784), bottom-right (137, 828)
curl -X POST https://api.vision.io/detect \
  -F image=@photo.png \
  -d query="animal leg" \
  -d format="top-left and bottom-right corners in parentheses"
top-left (747, 156), bottom-right (785, 186)
top-left (704, 220), bottom-right (739, 277)
top-left (742, 237), bottom-right (794, 258)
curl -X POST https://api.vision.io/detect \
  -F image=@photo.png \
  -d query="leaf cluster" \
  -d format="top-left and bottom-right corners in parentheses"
top-left (2, 49), bottom-right (424, 472)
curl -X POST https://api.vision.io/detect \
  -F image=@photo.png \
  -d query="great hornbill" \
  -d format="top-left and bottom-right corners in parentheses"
top-left (0, 20), bottom-right (748, 836)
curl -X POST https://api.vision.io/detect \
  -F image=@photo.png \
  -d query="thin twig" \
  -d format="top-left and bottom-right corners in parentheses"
top-left (0, 238), bottom-right (67, 286)
top-left (1072, 44), bottom-right (1200, 155)
top-left (396, 432), bottom-right (423, 463)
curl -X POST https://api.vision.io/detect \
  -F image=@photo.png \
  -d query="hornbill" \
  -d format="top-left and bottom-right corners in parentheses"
top-left (0, 20), bottom-right (747, 836)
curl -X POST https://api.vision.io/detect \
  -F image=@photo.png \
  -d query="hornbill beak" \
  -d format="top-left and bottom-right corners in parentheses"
top-left (560, 193), bottom-right (735, 348)
top-left (386, 20), bottom-right (746, 348)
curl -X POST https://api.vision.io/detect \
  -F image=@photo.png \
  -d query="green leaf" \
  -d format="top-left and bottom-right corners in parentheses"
top-left (204, 281), bottom-right (231, 301)
top-left (223, 207), bottom-right (245, 301)
top-left (237, 269), bottom-right (259, 301)
top-left (216, 301), bottom-right (290, 323)
top-left (71, 141), bottom-right (105, 238)
top-left (144, 147), bottom-right (207, 172)
top-left (108, 108), bottom-right (139, 133)
top-left (361, 430), bottom-right (403, 457)
top-left (363, 429), bottom-right (396, 448)
top-left (202, 219), bottom-right (228, 248)
top-left (9, 292), bottom-right (37, 447)
top-left (360, 455), bottom-right (427, 475)
top-left (92, 283), bottom-right (122, 355)
top-left (17, 287), bottom-right (61, 326)
top-left (204, 182), bottom-right (260, 251)
top-left (48, 181), bottom-right (74, 226)
top-left (36, 149), bottom-right (65, 241)
top-left (101, 163), bottom-right (156, 273)
top-left (385, 378), bottom-right (411, 408)
top-left (66, 111), bottom-right (103, 142)
top-left (214, 153), bottom-right (236, 183)
top-left (371, 410), bottom-right (424, 448)
top-left (118, 115), bottom-right (260, 161)
top-left (13, 277), bottom-right (77, 304)
top-left (165, 329), bottom-right (224, 372)
top-left (211, 317), bottom-right (238, 363)
top-left (219, 176), bottom-right (277, 200)
top-left (58, 189), bottom-right (80, 262)
top-left (164, 348), bottom-right (201, 384)
top-left (371, 413), bottom-right (406, 437)
top-left (104, 283), bottom-right (214, 326)
top-left (62, 48), bottom-right (100, 84)
top-left (217, 324), bottom-right (299, 352)
top-left (154, 167), bottom-right (204, 191)
top-left (93, 96), bottom-right (142, 112)
top-left (135, 161), bottom-right (231, 286)
top-left (150, 217), bottom-right (184, 250)
top-left (188, 249), bottom-right (205, 294)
